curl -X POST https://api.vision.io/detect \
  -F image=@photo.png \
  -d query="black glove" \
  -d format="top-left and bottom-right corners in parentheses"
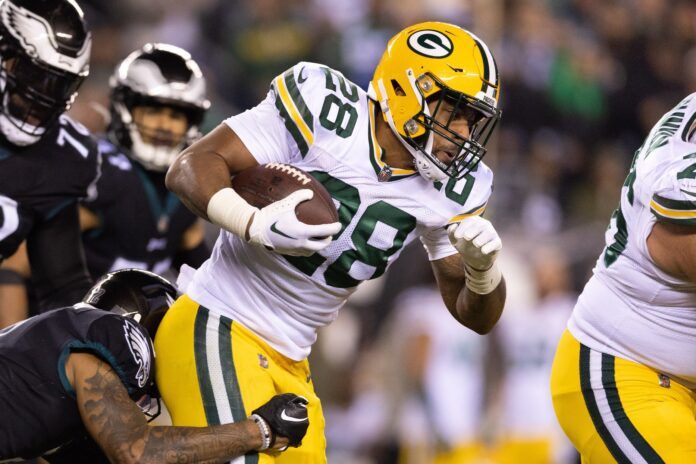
top-left (252, 393), bottom-right (309, 447)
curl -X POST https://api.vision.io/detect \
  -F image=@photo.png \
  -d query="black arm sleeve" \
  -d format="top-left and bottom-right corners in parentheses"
top-left (26, 202), bottom-right (92, 312)
top-left (173, 240), bottom-right (210, 270)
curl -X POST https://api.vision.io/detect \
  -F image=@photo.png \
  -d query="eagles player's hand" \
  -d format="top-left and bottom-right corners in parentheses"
top-left (251, 393), bottom-right (310, 450)
top-left (247, 189), bottom-right (341, 257)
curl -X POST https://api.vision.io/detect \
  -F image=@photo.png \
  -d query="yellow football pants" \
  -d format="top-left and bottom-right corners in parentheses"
top-left (155, 294), bottom-right (327, 463)
top-left (551, 330), bottom-right (696, 463)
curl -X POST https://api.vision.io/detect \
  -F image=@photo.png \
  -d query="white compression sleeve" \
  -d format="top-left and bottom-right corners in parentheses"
top-left (206, 188), bottom-right (258, 238)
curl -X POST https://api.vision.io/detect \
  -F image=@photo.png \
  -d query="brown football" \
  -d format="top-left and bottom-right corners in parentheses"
top-left (231, 163), bottom-right (338, 225)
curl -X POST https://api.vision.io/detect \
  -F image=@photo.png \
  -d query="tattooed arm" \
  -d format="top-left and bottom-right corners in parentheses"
top-left (66, 352), bottom-right (287, 464)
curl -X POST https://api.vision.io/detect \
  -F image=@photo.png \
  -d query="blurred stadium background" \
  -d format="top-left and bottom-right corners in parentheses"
top-left (60, 0), bottom-right (695, 462)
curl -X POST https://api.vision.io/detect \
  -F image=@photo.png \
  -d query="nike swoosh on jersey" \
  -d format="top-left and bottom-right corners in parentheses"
top-left (280, 409), bottom-right (308, 422)
top-left (270, 222), bottom-right (294, 239)
top-left (297, 66), bottom-right (308, 83)
top-left (679, 188), bottom-right (696, 198)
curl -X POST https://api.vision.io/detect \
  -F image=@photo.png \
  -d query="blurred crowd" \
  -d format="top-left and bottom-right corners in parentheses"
top-left (57, 0), bottom-right (696, 462)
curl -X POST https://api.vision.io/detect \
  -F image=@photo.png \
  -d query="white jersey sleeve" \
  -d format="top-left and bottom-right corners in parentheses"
top-left (648, 139), bottom-right (696, 226)
top-left (224, 63), bottom-right (332, 165)
top-left (224, 90), bottom-right (297, 165)
top-left (420, 162), bottom-right (494, 261)
top-left (226, 62), bottom-right (366, 167)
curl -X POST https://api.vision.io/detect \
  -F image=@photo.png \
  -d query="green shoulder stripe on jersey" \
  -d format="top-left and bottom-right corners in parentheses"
top-left (367, 99), bottom-right (417, 182)
top-left (604, 207), bottom-right (628, 267)
top-left (650, 194), bottom-right (696, 225)
top-left (601, 354), bottom-right (665, 464)
top-left (274, 92), bottom-right (309, 156)
top-left (272, 68), bottom-right (315, 157)
top-left (651, 193), bottom-right (696, 212)
top-left (682, 110), bottom-right (696, 143)
top-left (284, 69), bottom-right (313, 131)
top-left (644, 99), bottom-right (690, 157)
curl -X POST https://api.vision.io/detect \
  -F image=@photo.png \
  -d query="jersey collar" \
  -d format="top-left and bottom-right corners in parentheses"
top-left (367, 99), bottom-right (417, 182)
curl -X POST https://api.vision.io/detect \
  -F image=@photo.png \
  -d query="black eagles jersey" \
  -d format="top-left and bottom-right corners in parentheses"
top-left (81, 139), bottom-right (198, 278)
top-left (0, 305), bottom-right (154, 461)
top-left (0, 115), bottom-right (101, 261)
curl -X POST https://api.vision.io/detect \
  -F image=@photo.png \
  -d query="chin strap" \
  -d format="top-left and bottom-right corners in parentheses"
top-left (370, 74), bottom-right (447, 183)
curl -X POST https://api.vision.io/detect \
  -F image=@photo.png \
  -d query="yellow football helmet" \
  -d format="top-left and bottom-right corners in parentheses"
top-left (368, 22), bottom-right (501, 181)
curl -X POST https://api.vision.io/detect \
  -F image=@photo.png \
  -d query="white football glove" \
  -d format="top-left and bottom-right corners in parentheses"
top-left (247, 189), bottom-right (341, 256)
top-left (447, 215), bottom-right (502, 294)
top-left (447, 215), bottom-right (501, 270)
top-left (207, 187), bottom-right (341, 257)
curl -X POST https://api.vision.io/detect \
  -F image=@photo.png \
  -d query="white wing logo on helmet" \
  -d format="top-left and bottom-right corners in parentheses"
top-left (407, 30), bottom-right (453, 58)
top-left (1, 0), bottom-right (90, 74)
top-left (2, 1), bottom-right (47, 59)
top-left (123, 319), bottom-right (152, 388)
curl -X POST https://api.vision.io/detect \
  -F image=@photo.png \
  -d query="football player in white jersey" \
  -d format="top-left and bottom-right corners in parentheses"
top-left (551, 94), bottom-right (696, 463)
top-left (156, 22), bottom-right (506, 463)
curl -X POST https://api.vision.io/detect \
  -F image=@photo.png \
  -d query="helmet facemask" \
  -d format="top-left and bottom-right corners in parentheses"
top-left (108, 43), bottom-right (210, 172)
top-left (405, 74), bottom-right (500, 181)
top-left (369, 22), bottom-right (502, 182)
top-left (0, 45), bottom-right (85, 145)
top-left (112, 92), bottom-right (204, 172)
top-left (0, 0), bottom-right (91, 146)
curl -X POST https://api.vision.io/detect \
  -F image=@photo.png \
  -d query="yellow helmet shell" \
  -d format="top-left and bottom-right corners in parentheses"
top-left (369, 21), bottom-right (500, 140)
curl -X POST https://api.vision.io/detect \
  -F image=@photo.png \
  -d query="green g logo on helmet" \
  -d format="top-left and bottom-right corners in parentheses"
top-left (407, 30), bottom-right (453, 58)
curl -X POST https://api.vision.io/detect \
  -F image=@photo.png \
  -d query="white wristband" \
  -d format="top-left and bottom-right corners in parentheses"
top-left (465, 262), bottom-right (502, 295)
top-left (206, 188), bottom-right (257, 239)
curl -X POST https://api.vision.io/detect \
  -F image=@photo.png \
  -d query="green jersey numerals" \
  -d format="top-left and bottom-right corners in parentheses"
top-left (318, 67), bottom-right (359, 138)
top-left (285, 171), bottom-right (416, 288)
top-left (603, 151), bottom-right (639, 267)
top-left (676, 153), bottom-right (696, 180)
top-left (433, 164), bottom-right (477, 206)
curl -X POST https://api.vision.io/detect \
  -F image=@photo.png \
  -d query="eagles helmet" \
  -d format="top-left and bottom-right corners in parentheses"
top-left (82, 268), bottom-right (177, 420)
top-left (109, 43), bottom-right (210, 172)
top-left (368, 22), bottom-right (501, 182)
top-left (0, 0), bottom-right (91, 146)
top-left (82, 268), bottom-right (178, 340)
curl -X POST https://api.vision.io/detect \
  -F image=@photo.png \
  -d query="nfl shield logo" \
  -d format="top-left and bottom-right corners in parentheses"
top-left (378, 166), bottom-right (393, 182)
top-left (258, 354), bottom-right (269, 369)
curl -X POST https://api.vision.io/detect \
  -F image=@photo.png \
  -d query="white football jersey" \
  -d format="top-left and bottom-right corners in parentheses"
top-left (185, 62), bottom-right (494, 360)
top-left (569, 93), bottom-right (696, 387)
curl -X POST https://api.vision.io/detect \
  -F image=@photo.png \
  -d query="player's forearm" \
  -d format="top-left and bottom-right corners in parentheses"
top-left (128, 420), bottom-right (261, 464)
top-left (455, 280), bottom-right (506, 334)
top-left (433, 254), bottom-right (505, 334)
top-left (76, 356), bottom-right (263, 464)
top-left (166, 148), bottom-right (232, 220)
